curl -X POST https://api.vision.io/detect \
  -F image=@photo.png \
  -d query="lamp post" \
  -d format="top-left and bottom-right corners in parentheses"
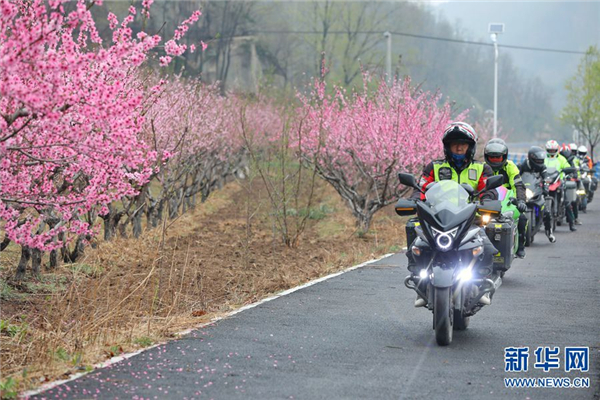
top-left (384, 31), bottom-right (392, 86)
top-left (489, 23), bottom-right (504, 138)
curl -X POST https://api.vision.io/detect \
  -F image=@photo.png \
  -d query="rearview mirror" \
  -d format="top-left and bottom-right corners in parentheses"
top-left (461, 183), bottom-right (475, 196)
top-left (398, 173), bottom-right (419, 190)
top-left (485, 175), bottom-right (504, 191)
top-left (395, 199), bottom-right (417, 216)
top-left (477, 200), bottom-right (502, 216)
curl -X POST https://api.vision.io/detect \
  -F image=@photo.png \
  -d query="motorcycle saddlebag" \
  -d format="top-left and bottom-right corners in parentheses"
top-left (565, 180), bottom-right (577, 202)
top-left (405, 217), bottom-right (420, 248)
top-left (484, 220), bottom-right (515, 271)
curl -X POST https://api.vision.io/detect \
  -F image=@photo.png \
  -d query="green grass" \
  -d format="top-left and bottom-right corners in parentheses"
top-left (23, 275), bottom-right (67, 294)
top-left (133, 336), bottom-right (154, 347)
top-left (316, 219), bottom-right (346, 238)
top-left (0, 280), bottom-right (24, 301)
top-left (0, 377), bottom-right (18, 399)
top-left (68, 263), bottom-right (104, 278)
top-left (0, 320), bottom-right (29, 341)
top-left (388, 244), bottom-right (402, 253)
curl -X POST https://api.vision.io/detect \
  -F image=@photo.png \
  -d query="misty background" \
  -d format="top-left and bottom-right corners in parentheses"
top-left (94, 1), bottom-right (600, 145)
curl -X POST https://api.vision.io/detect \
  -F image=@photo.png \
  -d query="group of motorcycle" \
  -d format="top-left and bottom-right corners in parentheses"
top-left (395, 161), bottom-right (597, 346)
top-left (526, 162), bottom-right (596, 243)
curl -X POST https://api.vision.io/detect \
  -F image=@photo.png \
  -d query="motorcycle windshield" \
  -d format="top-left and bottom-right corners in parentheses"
top-left (546, 167), bottom-right (559, 182)
top-left (521, 172), bottom-right (538, 185)
top-left (425, 180), bottom-right (471, 214)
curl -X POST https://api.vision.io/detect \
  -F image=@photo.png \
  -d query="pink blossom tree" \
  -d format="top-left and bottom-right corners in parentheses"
top-left (0, 0), bottom-right (200, 278)
top-left (297, 76), bottom-right (465, 234)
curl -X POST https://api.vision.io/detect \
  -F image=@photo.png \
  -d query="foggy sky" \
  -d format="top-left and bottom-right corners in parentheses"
top-left (429, 0), bottom-right (600, 112)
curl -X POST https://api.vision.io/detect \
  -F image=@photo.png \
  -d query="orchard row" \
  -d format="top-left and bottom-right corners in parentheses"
top-left (1, 0), bottom-right (472, 277)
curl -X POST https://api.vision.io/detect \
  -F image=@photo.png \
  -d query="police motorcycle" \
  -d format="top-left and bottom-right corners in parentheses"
top-left (396, 173), bottom-right (504, 346)
top-left (521, 172), bottom-right (546, 246)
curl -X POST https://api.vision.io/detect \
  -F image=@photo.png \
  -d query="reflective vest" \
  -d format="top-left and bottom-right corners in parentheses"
top-left (493, 160), bottom-right (522, 191)
top-left (432, 161), bottom-right (484, 191)
top-left (545, 154), bottom-right (571, 178)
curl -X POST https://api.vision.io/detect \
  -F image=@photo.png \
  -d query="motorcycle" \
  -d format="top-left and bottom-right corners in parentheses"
top-left (580, 164), bottom-right (594, 209)
top-left (545, 166), bottom-right (577, 228)
top-left (545, 167), bottom-right (565, 228)
top-left (521, 172), bottom-right (546, 246)
top-left (396, 173), bottom-right (504, 346)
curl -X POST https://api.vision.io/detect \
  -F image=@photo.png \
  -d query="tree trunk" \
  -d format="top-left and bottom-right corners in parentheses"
top-left (64, 235), bottom-right (87, 263)
top-left (31, 248), bottom-right (42, 277)
top-left (49, 248), bottom-right (59, 270)
top-left (132, 211), bottom-right (143, 238)
top-left (0, 236), bottom-right (10, 251)
top-left (102, 205), bottom-right (123, 241)
top-left (356, 213), bottom-right (372, 237)
top-left (15, 246), bottom-right (31, 281)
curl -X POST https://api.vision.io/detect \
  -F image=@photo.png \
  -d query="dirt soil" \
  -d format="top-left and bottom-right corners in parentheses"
top-left (0, 178), bottom-right (407, 394)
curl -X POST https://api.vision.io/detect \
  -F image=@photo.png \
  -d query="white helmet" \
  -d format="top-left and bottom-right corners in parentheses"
top-left (569, 143), bottom-right (578, 152)
top-left (578, 145), bottom-right (588, 157)
top-left (545, 140), bottom-right (560, 158)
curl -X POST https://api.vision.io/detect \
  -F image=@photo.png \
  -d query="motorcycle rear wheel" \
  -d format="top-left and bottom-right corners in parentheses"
top-left (434, 287), bottom-right (453, 346)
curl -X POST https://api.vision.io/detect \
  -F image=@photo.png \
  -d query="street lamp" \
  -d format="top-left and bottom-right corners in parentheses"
top-left (383, 31), bottom-right (392, 86)
top-left (489, 23), bottom-right (504, 138)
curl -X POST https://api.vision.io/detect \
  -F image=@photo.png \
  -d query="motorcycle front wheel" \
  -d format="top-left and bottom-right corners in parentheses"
top-left (434, 287), bottom-right (453, 346)
top-left (525, 209), bottom-right (534, 246)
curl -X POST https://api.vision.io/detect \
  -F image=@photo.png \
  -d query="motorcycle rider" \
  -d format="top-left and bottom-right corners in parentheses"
top-left (407, 122), bottom-right (498, 307)
top-left (578, 145), bottom-right (597, 210)
top-left (483, 139), bottom-right (527, 258)
top-left (578, 145), bottom-right (593, 170)
top-left (569, 143), bottom-right (581, 168)
top-left (518, 146), bottom-right (556, 243)
top-left (545, 140), bottom-right (577, 231)
top-left (560, 145), bottom-right (582, 226)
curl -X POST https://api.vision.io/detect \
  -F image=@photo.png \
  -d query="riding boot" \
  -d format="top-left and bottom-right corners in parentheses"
top-left (572, 200), bottom-right (581, 224)
top-left (516, 214), bottom-right (527, 258)
top-left (566, 203), bottom-right (576, 231)
top-left (543, 211), bottom-right (556, 243)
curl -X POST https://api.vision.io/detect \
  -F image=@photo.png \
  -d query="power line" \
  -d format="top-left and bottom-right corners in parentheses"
top-left (246, 29), bottom-right (588, 55)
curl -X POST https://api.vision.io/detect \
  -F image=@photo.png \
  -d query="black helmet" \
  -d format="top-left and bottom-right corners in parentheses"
top-left (442, 122), bottom-right (477, 166)
top-left (484, 140), bottom-right (508, 172)
top-left (527, 146), bottom-right (546, 172)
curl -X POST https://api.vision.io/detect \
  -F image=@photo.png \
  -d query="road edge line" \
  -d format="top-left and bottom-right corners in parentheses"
top-left (23, 252), bottom-right (395, 398)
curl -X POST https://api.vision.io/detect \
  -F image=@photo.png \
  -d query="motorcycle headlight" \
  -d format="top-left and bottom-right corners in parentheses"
top-left (526, 188), bottom-right (534, 200)
top-left (456, 267), bottom-right (473, 282)
top-left (431, 227), bottom-right (459, 252)
top-left (481, 214), bottom-right (491, 224)
top-left (576, 189), bottom-right (586, 195)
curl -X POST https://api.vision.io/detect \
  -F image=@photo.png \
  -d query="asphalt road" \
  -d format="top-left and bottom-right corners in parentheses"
top-left (32, 200), bottom-right (599, 399)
